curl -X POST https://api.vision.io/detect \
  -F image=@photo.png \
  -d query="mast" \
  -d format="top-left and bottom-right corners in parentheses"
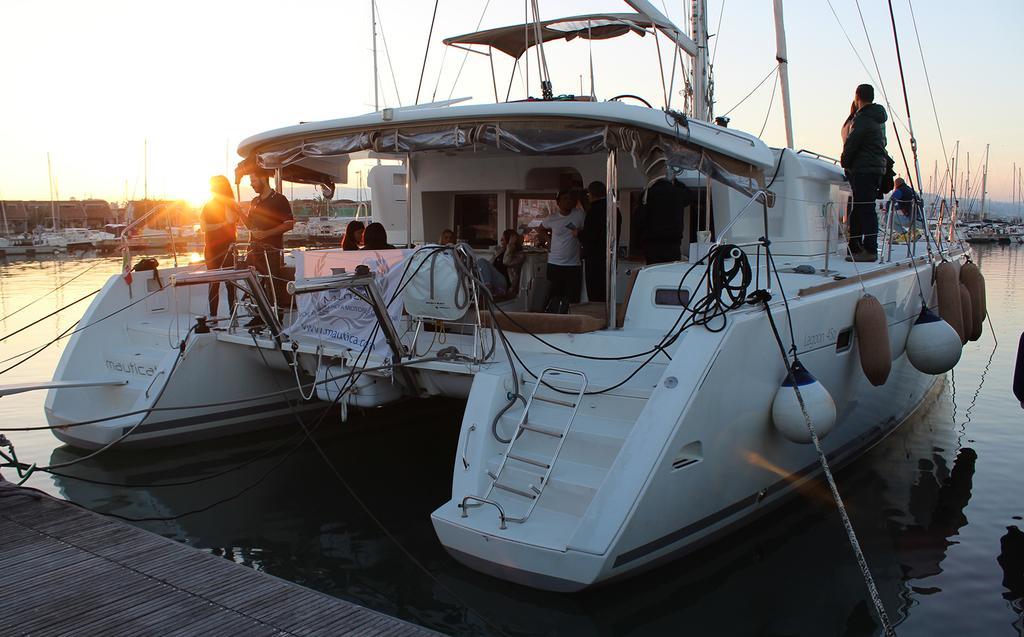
top-left (372, 0), bottom-right (380, 111)
top-left (772, 0), bottom-right (795, 148)
top-left (47, 152), bottom-right (57, 230)
top-left (690, 0), bottom-right (710, 121)
top-left (980, 143), bottom-right (989, 221)
top-left (143, 138), bottom-right (149, 201)
top-left (965, 151), bottom-right (970, 218)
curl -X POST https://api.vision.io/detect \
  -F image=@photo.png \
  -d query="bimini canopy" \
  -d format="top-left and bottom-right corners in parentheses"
top-left (442, 13), bottom-right (672, 59)
top-left (238, 116), bottom-right (765, 198)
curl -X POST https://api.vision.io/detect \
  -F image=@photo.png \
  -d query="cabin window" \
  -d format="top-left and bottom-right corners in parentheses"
top-left (654, 288), bottom-right (691, 307)
top-left (511, 194), bottom-right (558, 248)
top-left (453, 194), bottom-right (497, 247)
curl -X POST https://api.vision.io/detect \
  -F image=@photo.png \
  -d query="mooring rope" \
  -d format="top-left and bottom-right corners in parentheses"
top-left (762, 248), bottom-right (895, 636)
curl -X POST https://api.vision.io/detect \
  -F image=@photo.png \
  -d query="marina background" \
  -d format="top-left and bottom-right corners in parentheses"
top-left (0, 242), bottom-right (1019, 635)
top-left (2, 1), bottom-right (1023, 207)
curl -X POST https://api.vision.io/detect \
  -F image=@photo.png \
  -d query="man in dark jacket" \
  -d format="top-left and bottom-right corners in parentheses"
top-left (579, 181), bottom-right (621, 302)
top-left (636, 178), bottom-right (697, 265)
top-left (840, 84), bottom-right (888, 261)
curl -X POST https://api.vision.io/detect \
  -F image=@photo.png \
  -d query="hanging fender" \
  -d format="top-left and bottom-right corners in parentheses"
top-left (958, 283), bottom-right (973, 346)
top-left (855, 294), bottom-right (891, 386)
top-left (959, 261), bottom-right (986, 341)
top-left (935, 261), bottom-right (964, 343)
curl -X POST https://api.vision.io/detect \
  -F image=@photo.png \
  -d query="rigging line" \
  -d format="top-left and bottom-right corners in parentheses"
top-left (0, 260), bottom-right (103, 324)
top-left (0, 286), bottom-right (163, 376)
top-left (653, 28), bottom-right (670, 110)
top-left (851, 0), bottom-right (913, 138)
top-left (249, 327), bottom-right (510, 637)
top-left (0, 288), bottom-right (98, 343)
top-left (905, 0), bottom-right (951, 178)
top-left (430, 35), bottom-right (450, 103)
top-left (0, 320), bottom-right (78, 376)
top-left (710, 0), bottom-right (726, 67)
top-left (372, 0), bottom-right (403, 107)
top-left (720, 65), bottom-right (778, 118)
top-left (414, 0), bottom-right (440, 105)
top-left (529, 0), bottom-right (551, 88)
top-left (446, 0), bottom-right (492, 101)
top-left (823, 0), bottom-right (910, 136)
top-left (759, 68), bottom-right (780, 138)
top-left (760, 298), bottom-right (895, 636)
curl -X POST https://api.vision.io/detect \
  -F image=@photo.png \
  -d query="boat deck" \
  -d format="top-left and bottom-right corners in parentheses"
top-left (0, 479), bottom-right (438, 636)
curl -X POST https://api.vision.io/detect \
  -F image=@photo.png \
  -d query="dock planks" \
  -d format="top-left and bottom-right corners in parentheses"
top-left (0, 480), bottom-right (442, 636)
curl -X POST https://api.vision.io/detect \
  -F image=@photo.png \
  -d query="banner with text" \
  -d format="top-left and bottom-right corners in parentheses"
top-left (284, 248), bottom-right (413, 352)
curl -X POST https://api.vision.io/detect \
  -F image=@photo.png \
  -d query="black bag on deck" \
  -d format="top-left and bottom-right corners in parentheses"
top-left (879, 154), bottom-right (896, 196)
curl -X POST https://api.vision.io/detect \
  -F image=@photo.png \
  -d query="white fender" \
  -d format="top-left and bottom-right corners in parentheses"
top-left (905, 307), bottom-right (962, 375)
top-left (771, 361), bottom-right (837, 444)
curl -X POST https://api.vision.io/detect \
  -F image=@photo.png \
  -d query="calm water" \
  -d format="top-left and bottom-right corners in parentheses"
top-left (1, 246), bottom-right (1022, 636)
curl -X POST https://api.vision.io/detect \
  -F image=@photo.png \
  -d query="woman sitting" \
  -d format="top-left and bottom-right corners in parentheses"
top-left (476, 229), bottom-right (525, 299)
top-left (438, 228), bottom-right (456, 245)
top-left (342, 220), bottom-right (364, 250)
top-left (361, 222), bottom-right (395, 250)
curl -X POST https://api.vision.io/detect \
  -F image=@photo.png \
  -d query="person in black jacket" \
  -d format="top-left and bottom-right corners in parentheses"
top-left (840, 84), bottom-right (888, 261)
top-left (636, 178), bottom-right (697, 265)
top-left (579, 181), bottom-right (621, 302)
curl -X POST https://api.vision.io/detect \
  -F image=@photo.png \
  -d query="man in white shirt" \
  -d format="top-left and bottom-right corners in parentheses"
top-left (539, 189), bottom-right (585, 307)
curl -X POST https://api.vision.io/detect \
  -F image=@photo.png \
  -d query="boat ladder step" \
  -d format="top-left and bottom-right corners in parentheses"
top-left (506, 452), bottom-right (550, 469)
top-left (493, 482), bottom-right (539, 499)
top-left (531, 394), bottom-right (577, 408)
top-left (519, 423), bottom-right (564, 438)
top-left (467, 367), bottom-right (588, 526)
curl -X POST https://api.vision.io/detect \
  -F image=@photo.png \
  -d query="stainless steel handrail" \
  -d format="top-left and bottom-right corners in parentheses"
top-left (796, 148), bottom-right (841, 164)
top-left (459, 495), bottom-right (507, 529)
top-left (461, 424), bottom-right (476, 470)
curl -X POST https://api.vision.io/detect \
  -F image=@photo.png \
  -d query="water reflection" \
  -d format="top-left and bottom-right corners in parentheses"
top-left (46, 392), bottom-right (965, 637)
top-left (5, 244), bottom-right (1023, 635)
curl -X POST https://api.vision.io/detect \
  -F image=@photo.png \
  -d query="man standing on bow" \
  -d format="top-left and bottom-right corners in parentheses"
top-left (841, 83), bottom-right (888, 262)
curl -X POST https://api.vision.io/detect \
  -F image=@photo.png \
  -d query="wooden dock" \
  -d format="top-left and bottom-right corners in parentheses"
top-left (0, 479), bottom-right (441, 636)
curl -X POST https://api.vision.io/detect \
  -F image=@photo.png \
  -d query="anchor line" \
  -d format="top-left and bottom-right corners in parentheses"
top-left (761, 249), bottom-right (896, 636)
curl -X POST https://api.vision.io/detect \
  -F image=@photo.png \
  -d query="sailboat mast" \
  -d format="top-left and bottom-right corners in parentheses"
top-left (143, 138), bottom-right (149, 201)
top-left (772, 0), bottom-right (794, 148)
top-left (47, 152), bottom-right (57, 230)
top-left (980, 143), bottom-right (989, 221)
top-left (372, 0), bottom-right (379, 111)
top-left (690, 0), bottom-right (710, 121)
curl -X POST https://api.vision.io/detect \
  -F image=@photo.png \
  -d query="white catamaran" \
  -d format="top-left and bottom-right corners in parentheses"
top-left (43, 2), bottom-right (980, 591)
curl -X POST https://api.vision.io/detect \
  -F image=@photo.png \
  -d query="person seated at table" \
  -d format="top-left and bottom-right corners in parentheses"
top-left (438, 228), bottom-right (456, 245)
top-left (361, 222), bottom-right (395, 250)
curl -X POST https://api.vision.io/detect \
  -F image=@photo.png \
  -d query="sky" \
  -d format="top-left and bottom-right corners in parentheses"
top-left (1, 0), bottom-right (1022, 209)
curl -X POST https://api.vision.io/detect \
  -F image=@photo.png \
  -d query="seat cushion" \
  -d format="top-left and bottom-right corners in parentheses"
top-left (481, 311), bottom-right (604, 334)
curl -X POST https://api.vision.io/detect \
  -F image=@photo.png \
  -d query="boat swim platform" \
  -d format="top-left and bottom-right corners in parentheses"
top-left (0, 479), bottom-right (440, 636)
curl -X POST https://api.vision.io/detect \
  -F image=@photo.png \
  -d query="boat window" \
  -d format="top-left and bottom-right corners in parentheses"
top-left (654, 288), bottom-right (691, 307)
top-left (511, 194), bottom-right (557, 248)
top-left (836, 327), bottom-right (853, 353)
top-left (453, 194), bottom-right (497, 247)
